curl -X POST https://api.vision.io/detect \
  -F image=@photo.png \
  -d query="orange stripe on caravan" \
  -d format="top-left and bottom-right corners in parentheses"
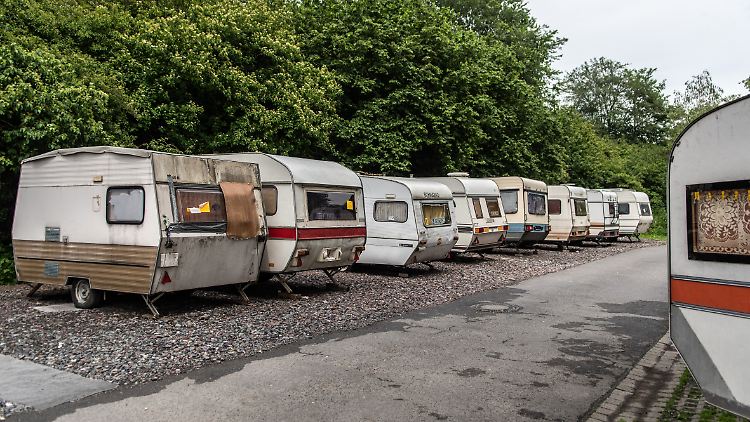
top-left (671, 278), bottom-right (750, 315)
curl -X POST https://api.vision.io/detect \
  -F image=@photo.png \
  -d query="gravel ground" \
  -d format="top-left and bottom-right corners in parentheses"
top-left (0, 240), bottom-right (662, 393)
top-left (1, 399), bottom-right (29, 420)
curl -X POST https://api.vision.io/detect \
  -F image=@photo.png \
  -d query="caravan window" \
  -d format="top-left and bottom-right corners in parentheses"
top-left (548, 199), bottom-right (562, 215)
top-left (608, 202), bottom-right (617, 217)
top-left (307, 190), bottom-right (357, 221)
top-left (422, 203), bottom-right (452, 227)
top-left (472, 198), bottom-right (484, 218)
top-left (374, 201), bottom-right (408, 223)
top-left (107, 187), bottom-right (145, 224)
top-left (176, 188), bottom-right (227, 223)
top-left (618, 203), bottom-right (630, 215)
top-left (485, 198), bottom-right (502, 218)
top-left (574, 199), bottom-right (588, 216)
top-left (261, 186), bottom-right (278, 216)
top-left (528, 192), bottom-right (546, 215)
top-left (499, 190), bottom-right (518, 214)
top-left (639, 203), bottom-right (652, 216)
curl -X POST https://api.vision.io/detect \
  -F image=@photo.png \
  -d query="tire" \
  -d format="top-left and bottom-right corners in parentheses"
top-left (70, 279), bottom-right (104, 309)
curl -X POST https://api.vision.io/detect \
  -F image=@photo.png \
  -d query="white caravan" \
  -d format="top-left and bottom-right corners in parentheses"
top-left (12, 147), bottom-right (267, 316)
top-left (210, 153), bottom-right (366, 291)
top-left (357, 176), bottom-right (458, 267)
top-left (586, 189), bottom-right (619, 242)
top-left (606, 189), bottom-right (641, 240)
top-left (545, 185), bottom-right (590, 246)
top-left (423, 174), bottom-right (507, 253)
top-left (491, 177), bottom-right (550, 245)
top-left (669, 95), bottom-right (750, 418)
top-left (634, 191), bottom-right (653, 235)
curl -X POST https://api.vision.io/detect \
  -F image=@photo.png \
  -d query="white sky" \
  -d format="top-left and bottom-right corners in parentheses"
top-left (526, 0), bottom-right (750, 98)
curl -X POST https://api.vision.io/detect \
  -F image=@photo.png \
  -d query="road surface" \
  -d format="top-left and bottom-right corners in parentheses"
top-left (19, 245), bottom-right (668, 422)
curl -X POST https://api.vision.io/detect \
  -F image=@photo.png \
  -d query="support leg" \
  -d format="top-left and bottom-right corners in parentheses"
top-left (424, 262), bottom-right (435, 271)
top-left (274, 274), bottom-right (301, 299)
top-left (26, 283), bottom-right (43, 298)
top-left (324, 268), bottom-right (350, 292)
top-left (141, 293), bottom-right (165, 318)
top-left (236, 283), bottom-right (252, 303)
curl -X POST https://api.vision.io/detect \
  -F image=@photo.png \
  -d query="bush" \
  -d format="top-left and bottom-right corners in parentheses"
top-left (0, 246), bottom-right (16, 285)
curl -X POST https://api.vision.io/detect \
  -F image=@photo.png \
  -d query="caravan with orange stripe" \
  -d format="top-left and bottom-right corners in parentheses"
top-left (669, 94), bottom-right (750, 419)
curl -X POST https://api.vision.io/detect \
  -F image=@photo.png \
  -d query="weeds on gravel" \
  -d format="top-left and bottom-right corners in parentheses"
top-left (0, 246), bottom-right (15, 285)
top-left (659, 369), bottom-right (692, 421)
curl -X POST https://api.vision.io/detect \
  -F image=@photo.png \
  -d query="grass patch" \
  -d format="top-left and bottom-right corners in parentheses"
top-left (641, 232), bottom-right (667, 241)
top-left (659, 369), bottom-right (692, 421)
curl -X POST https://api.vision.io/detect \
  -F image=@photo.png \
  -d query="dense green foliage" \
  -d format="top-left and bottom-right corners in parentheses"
top-left (1, 0), bottom-right (746, 282)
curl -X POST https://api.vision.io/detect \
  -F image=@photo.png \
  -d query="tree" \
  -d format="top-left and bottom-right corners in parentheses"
top-left (668, 71), bottom-right (730, 141)
top-left (559, 57), bottom-right (669, 144)
top-left (743, 76), bottom-right (750, 91)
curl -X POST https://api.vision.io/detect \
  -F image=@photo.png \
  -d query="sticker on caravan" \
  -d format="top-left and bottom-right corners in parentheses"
top-left (346, 200), bottom-right (354, 211)
top-left (187, 201), bottom-right (211, 214)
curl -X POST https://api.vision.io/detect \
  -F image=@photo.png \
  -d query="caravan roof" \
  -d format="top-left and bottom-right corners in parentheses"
top-left (428, 177), bottom-right (499, 196)
top-left (550, 185), bottom-right (586, 198)
top-left (605, 188), bottom-right (637, 203)
top-left (492, 176), bottom-right (547, 193)
top-left (587, 189), bottom-right (617, 202)
top-left (370, 177), bottom-right (453, 200)
top-left (24, 146), bottom-right (158, 163)
top-left (210, 153), bottom-right (361, 187)
top-left (633, 191), bottom-right (650, 203)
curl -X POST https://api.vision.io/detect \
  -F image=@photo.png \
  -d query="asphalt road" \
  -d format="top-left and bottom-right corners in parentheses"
top-left (20, 245), bottom-right (668, 422)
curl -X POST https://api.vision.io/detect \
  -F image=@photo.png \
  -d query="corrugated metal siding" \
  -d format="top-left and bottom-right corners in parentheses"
top-left (13, 240), bottom-right (157, 294)
top-left (19, 153), bottom-right (153, 187)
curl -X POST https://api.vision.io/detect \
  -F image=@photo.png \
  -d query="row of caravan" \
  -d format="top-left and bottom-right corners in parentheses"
top-left (11, 147), bottom-right (652, 315)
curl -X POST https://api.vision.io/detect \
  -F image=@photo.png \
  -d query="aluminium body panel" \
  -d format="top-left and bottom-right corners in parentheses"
top-left (423, 177), bottom-right (507, 252)
top-left (606, 189), bottom-right (640, 235)
top-left (491, 177), bottom-right (550, 244)
top-left (633, 191), bottom-right (654, 234)
top-left (358, 176), bottom-right (457, 266)
top-left (210, 153), bottom-right (366, 274)
top-left (586, 189), bottom-right (620, 240)
top-left (669, 95), bottom-right (750, 418)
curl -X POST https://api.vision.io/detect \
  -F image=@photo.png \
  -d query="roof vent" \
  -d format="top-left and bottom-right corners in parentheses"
top-left (447, 172), bottom-right (470, 177)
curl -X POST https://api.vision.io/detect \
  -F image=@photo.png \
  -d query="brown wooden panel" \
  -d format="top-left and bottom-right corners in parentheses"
top-left (13, 240), bottom-right (157, 294)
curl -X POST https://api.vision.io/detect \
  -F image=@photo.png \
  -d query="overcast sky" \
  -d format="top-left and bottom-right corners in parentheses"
top-left (526, 0), bottom-right (750, 98)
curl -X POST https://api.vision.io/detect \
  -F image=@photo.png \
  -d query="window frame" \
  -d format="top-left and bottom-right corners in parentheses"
top-left (639, 203), bottom-right (652, 216)
top-left (471, 197), bottom-right (484, 219)
top-left (686, 180), bottom-right (750, 264)
top-left (422, 202), bottom-right (452, 228)
top-left (485, 197), bottom-right (503, 218)
top-left (261, 185), bottom-right (278, 216)
top-left (305, 189), bottom-right (358, 222)
top-left (373, 200), bottom-right (409, 223)
top-left (499, 190), bottom-right (519, 214)
top-left (106, 186), bottom-right (145, 225)
top-left (175, 186), bottom-right (228, 225)
top-left (618, 203), bottom-right (631, 215)
top-left (573, 199), bottom-right (588, 217)
top-left (527, 192), bottom-right (547, 216)
top-left (548, 199), bottom-right (562, 215)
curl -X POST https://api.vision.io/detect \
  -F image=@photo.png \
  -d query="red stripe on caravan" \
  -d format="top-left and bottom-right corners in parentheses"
top-left (267, 227), bottom-right (297, 240)
top-left (297, 227), bottom-right (367, 240)
top-left (671, 278), bottom-right (750, 315)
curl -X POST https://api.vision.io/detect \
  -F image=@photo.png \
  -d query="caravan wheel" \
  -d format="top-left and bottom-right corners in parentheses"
top-left (71, 279), bottom-right (104, 309)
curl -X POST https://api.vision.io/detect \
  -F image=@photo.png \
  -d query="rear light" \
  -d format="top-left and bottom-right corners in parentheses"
top-left (291, 248), bottom-right (309, 267)
top-left (160, 271), bottom-right (172, 284)
top-left (352, 245), bottom-right (365, 262)
top-left (503, 225), bottom-right (509, 231)
top-left (524, 225), bottom-right (533, 232)
top-left (474, 227), bottom-right (482, 234)
top-left (418, 239), bottom-right (427, 246)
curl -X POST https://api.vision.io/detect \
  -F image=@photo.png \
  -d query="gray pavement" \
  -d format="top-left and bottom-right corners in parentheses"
top-left (0, 355), bottom-right (114, 411)
top-left (17, 245), bottom-right (668, 422)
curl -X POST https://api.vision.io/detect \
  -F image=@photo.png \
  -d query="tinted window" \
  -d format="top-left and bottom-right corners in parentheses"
top-left (107, 187), bottom-right (145, 224)
top-left (422, 203), bottom-right (452, 227)
top-left (499, 190), bottom-right (518, 214)
top-left (486, 198), bottom-right (502, 218)
top-left (548, 199), bottom-right (562, 215)
top-left (307, 191), bottom-right (356, 221)
top-left (619, 203), bottom-right (630, 215)
top-left (374, 201), bottom-right (408, 223)
top-left (528, 192), bottom-right (547, 215)
top-left (639, 203), bottom-right (652, 216)
top-left (472, 198), bottom-right (484, 218)
top-left (261, 186), bottom-right (278, 216)
top-left (574, 199), bottom-right (588, 216)
top-left (176, 189), bottom-right (227, 223)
